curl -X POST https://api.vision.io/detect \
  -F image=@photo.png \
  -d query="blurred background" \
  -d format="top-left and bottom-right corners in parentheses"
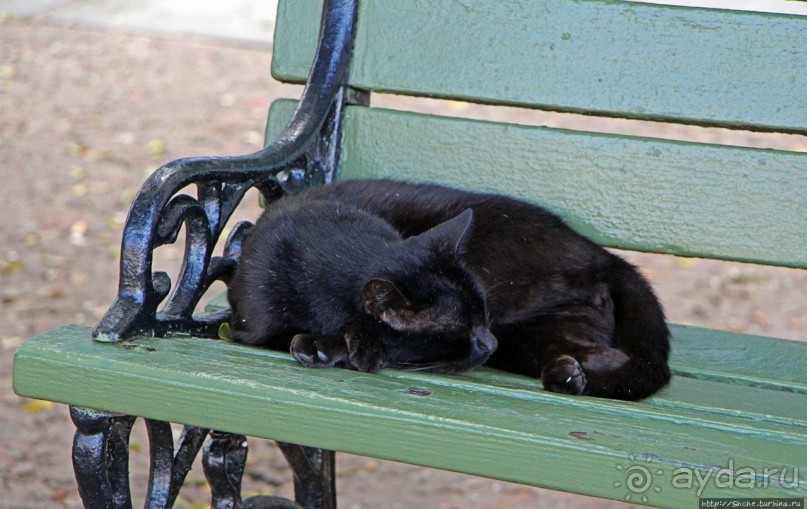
top-left (1, 1), bottom-right (805, 508)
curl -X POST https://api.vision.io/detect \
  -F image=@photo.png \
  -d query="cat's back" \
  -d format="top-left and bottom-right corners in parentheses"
top-left (246, 196), bottom-right (398, 264)
top-left (304, 179), bottom-right (568, 235)
top-left (303, 179), bottom-right (609, 271)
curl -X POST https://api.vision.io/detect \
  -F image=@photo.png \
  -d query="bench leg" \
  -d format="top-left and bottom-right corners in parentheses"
top-left (70, 406), bottom-right (336, 509)
top-left (276, 443), bottom-right (336, 509)
top-left (71, 406), bottom-right (209, 508)
top-left (71, 407), bottom-right (137, 508)
top-left (203, 431), bottom-right (250, 508)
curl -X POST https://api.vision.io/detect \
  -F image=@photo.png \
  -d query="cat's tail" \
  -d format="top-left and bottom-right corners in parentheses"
top-left (584, 257), bottom-right (672, 399)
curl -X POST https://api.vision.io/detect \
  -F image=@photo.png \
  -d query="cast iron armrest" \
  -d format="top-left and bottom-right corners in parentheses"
top-left (94, 0), bottom-right (365, 342)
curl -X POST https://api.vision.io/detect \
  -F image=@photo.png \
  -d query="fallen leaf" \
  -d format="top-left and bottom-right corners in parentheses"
top-left (751, 310), bottom-right (769, 326)
top-left (42, 254), bottom-right (66, 268)
top-left (51, 488), bottom-right (69, 502)
top-left (0, 65), bottom-right (15, 80)
top-left (119, 188), bottom-right (138, 206)
top-left (70, 271), bottom-right (90, 285)
top-left (728, 270), bottom-right (767, 285)
top-left (69, 165), bottom-right (88, 180)
top-left (187, 477), bottom-right (208, 488)
top-left (22, 400), bottom-right (55, 413)
top-left (218, 322), bottom-right (233, 341)
top-left (146, 138), bottom-right (166, 157)
top-left (143, 165), bottom-right (159, 178)
top-left (220, 93), bottom-right (235, 107)
top-left (1, 260), bottom-right (24, 275)
top-left (1, 336), bottom-right (23, 350)
top-left (67, 142), bottom-right (91, 158)
top-left (116, 131), bottom-right (135, 145)
top-left (70, 220), bottom-right (88, 246)
top-left (447, 100), bottom-right (470, 111)
top-left (71, 183), bottom-right (88, 197)
top-left (67, 142), bottom-right (113, 161)
top-left (244, 130), bottom-right (263, 145)
top-left (22, 233), bottom-right (39, 247)
top-left (104, 213), bottom-right (125, 229)
top-left (44, 286), bottom-right (66, 299)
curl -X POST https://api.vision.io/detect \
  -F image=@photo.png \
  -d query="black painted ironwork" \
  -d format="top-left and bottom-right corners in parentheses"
top-left (72, 0), bottom-right (366, 507)
top-left (71, 407), bottom-right (210, 509)
top-left (203, 431), bottom-right (249, 509)
top-left (275, 443), bottom-right (336, 509)
top-left (93, 0), bottom-right (363, 342)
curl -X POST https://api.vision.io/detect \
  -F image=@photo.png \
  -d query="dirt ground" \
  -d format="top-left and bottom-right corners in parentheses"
top-left (1, 16), bottom-right (805, 509)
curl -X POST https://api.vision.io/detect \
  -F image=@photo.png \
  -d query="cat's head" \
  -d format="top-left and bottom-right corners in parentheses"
top-left (363, 209), bottom-right (497, 372)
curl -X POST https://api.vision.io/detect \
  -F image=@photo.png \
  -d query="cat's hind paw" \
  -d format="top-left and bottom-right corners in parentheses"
top-left (542, 355), bottom-right (587, 395)
top-left (290, 334), bottom-right (349, 368)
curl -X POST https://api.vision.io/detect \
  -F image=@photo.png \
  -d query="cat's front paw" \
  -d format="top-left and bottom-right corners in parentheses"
top-left (290, 334), bottom-right (349, 368)
top-left (348, 345), bottom-right (386, 374)
top-left (342, 321), bottom-right (389, 374)
top-left (542, 355), bottom-right (587, 395)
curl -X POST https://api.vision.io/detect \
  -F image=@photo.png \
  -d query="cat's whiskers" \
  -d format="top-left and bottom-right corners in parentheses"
top-left (394, 360), bottom-right (453, 373)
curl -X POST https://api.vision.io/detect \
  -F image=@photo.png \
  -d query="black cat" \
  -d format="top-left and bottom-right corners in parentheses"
top-left (228, 195), bottom-right (498, 374)
top-left (297, 179), bottom-right (672, 400)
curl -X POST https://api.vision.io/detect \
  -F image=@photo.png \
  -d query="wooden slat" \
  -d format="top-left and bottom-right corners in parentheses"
top-left (669, 324), bottom-right (807, 394)
top-left (456, 366), bottom-right (807, 428)
top-left (266, 100), bottom-right (807, 268)
top-left (12, 326), bottom-right (807, 508)
top-left (273, 0), bottom-right (807, 133)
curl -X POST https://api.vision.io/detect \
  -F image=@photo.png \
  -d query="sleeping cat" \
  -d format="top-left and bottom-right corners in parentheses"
top-left (295, 179), bottom-right (672, 400)
top-left (227, 195), bottom-right (497, 374)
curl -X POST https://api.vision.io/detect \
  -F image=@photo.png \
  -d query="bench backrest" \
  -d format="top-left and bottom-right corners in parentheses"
top-left (268, 0), bottom-right (807, 268)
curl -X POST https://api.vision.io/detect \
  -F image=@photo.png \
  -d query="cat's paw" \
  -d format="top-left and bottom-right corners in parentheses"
top-left (348, 345), bottom-right (386, 374)
top-left (542, 355), bottom-right (587, 395)
top-left (290, 334), bottom-right (349, 368)
top-left (342, 322), bottom-right (388, 374)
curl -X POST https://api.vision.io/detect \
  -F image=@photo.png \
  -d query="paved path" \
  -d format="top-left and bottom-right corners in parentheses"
top-left (2, 0), bottom-right (806, 50)
top-left (0, 0), bottom-right (278, 47)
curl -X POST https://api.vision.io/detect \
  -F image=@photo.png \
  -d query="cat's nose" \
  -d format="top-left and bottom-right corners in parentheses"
top-left (472, 325), bottom-right (497, 354)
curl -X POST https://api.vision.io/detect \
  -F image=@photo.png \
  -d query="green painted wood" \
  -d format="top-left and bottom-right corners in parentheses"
top-left (12, 326), bottom-right (807, 508)
top-left (454, 368), bottom-right (807, 430)
top-left (273, 0), bottom-right (807, 133)
top-left (266, 100), bottom-right (807, 268)
top-left (668, 324), bottom-right (807, 394)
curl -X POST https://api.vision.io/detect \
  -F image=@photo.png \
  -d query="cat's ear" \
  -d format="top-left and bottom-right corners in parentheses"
top-left (363, 279), bottom-right (408, 317)
top-left (419, 208), bottom-right (474, 256)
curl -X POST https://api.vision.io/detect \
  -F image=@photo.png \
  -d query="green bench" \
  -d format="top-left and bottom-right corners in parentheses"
top-left (13, 0), bottom-right (806, 508)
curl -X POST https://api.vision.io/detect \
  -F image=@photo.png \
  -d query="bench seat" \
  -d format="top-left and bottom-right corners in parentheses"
top-left (14, 323), bottom-right (806, 507)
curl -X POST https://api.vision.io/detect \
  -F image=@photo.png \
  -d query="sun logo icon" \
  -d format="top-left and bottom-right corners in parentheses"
top-left (614, 455), bottom-right (665, 504)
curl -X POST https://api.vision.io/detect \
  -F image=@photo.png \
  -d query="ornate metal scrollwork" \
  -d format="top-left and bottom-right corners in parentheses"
top-left (74, 0), bottom-right (367, 507)
top-left (93, 0), bottom-right (364, 342)
top-left (71, 407), bottom-right (210, 509)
